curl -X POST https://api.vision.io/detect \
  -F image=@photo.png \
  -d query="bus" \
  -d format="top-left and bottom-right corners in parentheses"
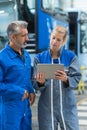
top-left (0, 0), bottom-right (87, 129)
top-left (0, 0), bottom-right (69, 66)
top-left (16, 0), bottom-right (69, 53)
top-left (0, 0), bottom-right (69, 53)
top-left (0, 0), bottom-right (18, 49)
top-left (68, 9), bottom-right (87, 86)
top-left (0, 0), bottom-right (87, 83)
top-left (16, 1), bottom-right (87, 89)
top-left (0, 1), bottom-right (87, 90)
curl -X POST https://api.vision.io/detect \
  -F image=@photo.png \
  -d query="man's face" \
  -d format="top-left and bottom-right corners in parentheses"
top-left (14, 28), bottom-right (29, 49)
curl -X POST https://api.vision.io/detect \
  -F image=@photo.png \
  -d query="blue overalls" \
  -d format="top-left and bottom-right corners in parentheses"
top-left (0, 44), bottom-right (34, 130)
top-left (33, 48), bottom-right (81, 130)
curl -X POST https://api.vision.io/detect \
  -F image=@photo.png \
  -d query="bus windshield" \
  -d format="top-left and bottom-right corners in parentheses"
top-left (80, 23), bottom-right (87, 53)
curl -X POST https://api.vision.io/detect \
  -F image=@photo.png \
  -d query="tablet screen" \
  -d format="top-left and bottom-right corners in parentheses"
top-left (37, 64), bottom-right (64, 79)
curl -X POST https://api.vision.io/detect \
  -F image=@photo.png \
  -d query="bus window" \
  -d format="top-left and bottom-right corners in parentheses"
top-left (80, 23), bottom-right (87, 53)
top-left (27, 0), bottom-right (35, 14)
top-left (0, 0), bottom-right (17, 50)
top-left (41, 0), bottom-right (68, 23)
top-left (42, 0), bottom-right (59, 9)
top-left (27, 0), bottom-right (35, 9)
top-left (42, 0), bottom-right (60, 14)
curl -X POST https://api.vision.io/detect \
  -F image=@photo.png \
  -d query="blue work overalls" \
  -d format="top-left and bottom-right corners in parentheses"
top-left (33, 48), bottom-right (81, 130)
top-left (0, 44), bottom-right (34, 130)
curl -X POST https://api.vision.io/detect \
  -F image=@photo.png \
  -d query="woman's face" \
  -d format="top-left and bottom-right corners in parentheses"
top-left (50, 31), bottom-right (65, 52)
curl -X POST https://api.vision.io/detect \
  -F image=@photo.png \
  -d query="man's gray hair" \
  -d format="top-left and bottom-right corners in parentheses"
top-left (7, 20), bottom-right (28, 37)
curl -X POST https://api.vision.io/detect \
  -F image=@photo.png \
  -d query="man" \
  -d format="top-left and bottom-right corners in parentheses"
top-left (0, 20), bottom-right (35, 130)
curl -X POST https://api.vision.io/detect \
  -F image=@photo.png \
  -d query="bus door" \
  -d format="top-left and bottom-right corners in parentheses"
top-left (17, 0), bottom-right (35, 53)
top-left (68, 11), bottom-right (78, 54)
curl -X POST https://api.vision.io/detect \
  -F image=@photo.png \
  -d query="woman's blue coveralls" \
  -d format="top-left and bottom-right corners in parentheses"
top-left (0, 44), bottom-right (34, 130)
top-left (33, 48), bottom-right (81, 130)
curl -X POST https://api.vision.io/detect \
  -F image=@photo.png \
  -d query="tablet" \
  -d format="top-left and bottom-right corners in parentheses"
top-left (37, 64), bottom-right (64, 79)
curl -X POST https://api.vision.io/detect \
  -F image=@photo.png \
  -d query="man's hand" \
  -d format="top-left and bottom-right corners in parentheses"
top-left (22, 90), bottom-right (29, 101)
top-left (29, 93), bottom-right (35, 106)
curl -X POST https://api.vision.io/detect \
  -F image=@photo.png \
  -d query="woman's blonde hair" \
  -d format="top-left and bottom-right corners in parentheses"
top-left (52, 25), bottom-right (68, 44)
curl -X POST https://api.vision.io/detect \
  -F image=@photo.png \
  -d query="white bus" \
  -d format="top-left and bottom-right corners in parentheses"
top-left (0, 0), bottom-right (18, 49)
top-left (68, 9), bottom-right (87, 85)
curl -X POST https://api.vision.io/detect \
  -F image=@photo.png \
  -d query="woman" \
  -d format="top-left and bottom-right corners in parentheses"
top-left (33, 25), bottom-right (81, 130)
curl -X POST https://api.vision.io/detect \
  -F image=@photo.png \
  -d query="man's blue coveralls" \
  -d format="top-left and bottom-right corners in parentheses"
top-left (0, 44), bottom-right (34, 130)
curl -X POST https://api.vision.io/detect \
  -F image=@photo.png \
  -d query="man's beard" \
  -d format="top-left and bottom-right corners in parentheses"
top-left (15, 42), bottom-right (27, 49)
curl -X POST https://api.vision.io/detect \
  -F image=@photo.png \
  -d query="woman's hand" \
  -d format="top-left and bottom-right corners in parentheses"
top-left (55, 70), bottom-right (68, 83)
top-left (35, 72), bottom-right (45, 85)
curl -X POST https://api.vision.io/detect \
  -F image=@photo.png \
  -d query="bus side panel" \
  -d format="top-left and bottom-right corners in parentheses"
top-left (37, 0), bottom-right (69, 52)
